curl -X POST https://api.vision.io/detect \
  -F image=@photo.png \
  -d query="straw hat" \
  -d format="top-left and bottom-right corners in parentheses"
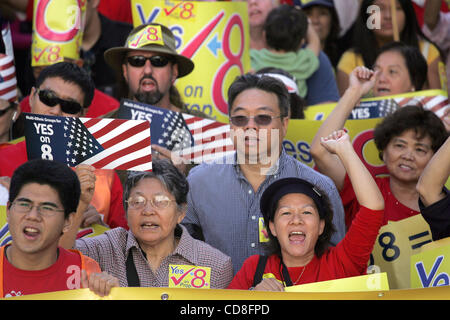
top-left (104, 23), bottom-right (194, 78)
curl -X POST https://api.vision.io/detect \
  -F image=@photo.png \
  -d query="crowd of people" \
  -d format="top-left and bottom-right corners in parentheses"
top-left (0, 0), bottom-right (449, 298)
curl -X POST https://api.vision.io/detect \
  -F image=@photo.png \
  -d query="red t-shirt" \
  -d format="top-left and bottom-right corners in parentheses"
top-left (340, 175), bottom-right (419, 229)
top-left (20, 89), bottom-right (119, 119)
top-left (3, 247), bottom-right (88, 298)
top-left (228, 206), bottom-right (384, 289)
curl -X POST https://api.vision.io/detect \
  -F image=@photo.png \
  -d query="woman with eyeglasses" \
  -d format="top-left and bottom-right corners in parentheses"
top-left (61, 159), bottom-right (233, 288)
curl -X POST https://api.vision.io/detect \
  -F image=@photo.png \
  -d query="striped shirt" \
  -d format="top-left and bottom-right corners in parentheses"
top-left (183, 149), bottom-right (346, 274)
top-left (74, 224), bottom-right (233, 288)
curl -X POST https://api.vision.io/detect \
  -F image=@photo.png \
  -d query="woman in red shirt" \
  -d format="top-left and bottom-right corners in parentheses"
top-left (228, 130), bottom-right (385, 290)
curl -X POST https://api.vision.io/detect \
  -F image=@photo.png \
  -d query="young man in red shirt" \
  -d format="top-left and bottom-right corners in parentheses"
top-left (1, 159), bottom-right (118, 297)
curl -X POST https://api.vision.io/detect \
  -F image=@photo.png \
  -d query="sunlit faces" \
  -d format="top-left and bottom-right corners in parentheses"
top-left (269, 193), bottom-right (325, 267)
top-left (126, 177), bottom-right (185, 250)
top-left (382, 129), bottom-right (434, 185)
top-left (29, 77), bottom-right (85, 117)
top-left (248, 0), bottom-right (277, 28)
top-left (373, 50), bottom-right (415, 96)
top-left (304, 6), bottom-right (332, 44)
top-left (372, 0), bottom-right (406, 41)
top-left (6, 183), bottom-right (71, 257)
top-left (122, 50), bottom-right (178, 108)
top-left (229, 88), bottom-right (288, 165)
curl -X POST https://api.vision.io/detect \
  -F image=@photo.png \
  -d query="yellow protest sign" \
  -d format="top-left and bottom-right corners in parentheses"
top-left (284, 119), bottom-right (386, 178)
top-left (370, 215), bottom-right (432, 289)
top-left (285, 273), bottom-right (389, 293)
top-left (168, 264), bottom-right (211, 289)
top-left (32, 0), bottom-right (86, 66)
top-left (410, 237), bottom-right (450, 289)
top-left (131, 0), bottom-right (251, 123)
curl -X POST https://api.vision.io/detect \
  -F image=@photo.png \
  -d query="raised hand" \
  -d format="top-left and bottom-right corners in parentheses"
top-left (320, 129), bottom-right (351, 155)
top-left (349, 66), bottom-right (379, 97)
top-left (75, 164), bottom-right (96, 205)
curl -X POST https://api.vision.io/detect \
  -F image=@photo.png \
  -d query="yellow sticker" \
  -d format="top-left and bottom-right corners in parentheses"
top-left (127, 25), bottom-right (164, 49)
top-left (168, 264), bottom-right (211, 289)
top-left (259, 217), bottom-right (270, 243)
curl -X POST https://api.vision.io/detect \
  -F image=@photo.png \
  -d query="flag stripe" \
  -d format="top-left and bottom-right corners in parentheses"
top-left (113, 154), bottom-right (153, 171)
top-left (100, 121), bottom-right (150, 149)
top-left (90, 137), bottom-right (151, 168)
top-left (85, 129), bottom-right (151, 164)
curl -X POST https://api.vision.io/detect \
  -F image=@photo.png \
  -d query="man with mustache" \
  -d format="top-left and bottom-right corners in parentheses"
top-left (104, 23), bottom-right (200, 167)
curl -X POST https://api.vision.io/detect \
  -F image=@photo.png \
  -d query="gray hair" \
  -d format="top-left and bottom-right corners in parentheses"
top-left (123, 159), bottom-right (189, 212)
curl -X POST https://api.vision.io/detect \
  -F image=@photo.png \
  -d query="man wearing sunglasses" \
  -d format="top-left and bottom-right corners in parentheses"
top-left (183, 74), bottom-right (346, 274)
top-left (104, 22), bottom-right (194, 113)
top-left (105, 23), bottom-right (204, 169)
top-left (0, 62), bottom-right (128, 230)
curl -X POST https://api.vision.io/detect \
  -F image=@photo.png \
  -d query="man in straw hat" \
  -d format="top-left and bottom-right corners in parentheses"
top-left (104, 22), bottom-right (194, 113)
top-left (105, 22), bottom-right (205, 167)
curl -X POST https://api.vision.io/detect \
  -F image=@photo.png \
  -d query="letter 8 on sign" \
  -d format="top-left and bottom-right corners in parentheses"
top-left (127, 25), bottom-right (164, 49)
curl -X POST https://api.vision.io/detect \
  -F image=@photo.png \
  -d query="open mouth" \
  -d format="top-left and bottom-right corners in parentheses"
top-left (289, 231), bottom-right (306, 244)
top-left (23, 226), bottom-right (40, 239)
top-left (140, 79), bottom-right (156, 91)
top-left (141, 222), bottom-right (159, 230)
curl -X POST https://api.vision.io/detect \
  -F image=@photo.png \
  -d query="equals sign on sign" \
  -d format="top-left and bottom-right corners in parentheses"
top-left (409, 231), bottom-right (432, 250)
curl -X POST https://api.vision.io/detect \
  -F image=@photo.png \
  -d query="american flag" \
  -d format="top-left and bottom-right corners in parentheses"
top-left (0, 24), bottom-right (16, 102)
top-left (24, 113), bottom-right (152, 171)
top-left (118, 99), bottom-right (234, 163)
top-left (393, 94), bottom-right (449, 120)
top-left (350, 93), bottom-right (449, 120)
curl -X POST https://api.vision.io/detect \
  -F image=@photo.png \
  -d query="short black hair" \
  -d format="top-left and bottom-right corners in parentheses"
top-left (227, 73), bottom-right (290, 118)
top-left (376, 42), bottom-right (428, 91)
top-left (374, 105), bottom-right (448, 159)
top-left (8, 159), bottom-right (81, 218)
top-left (35, 62), bottom-right (95, 108)
top-left (123, 159), bottom-right (189, 212)
top-left (264, 4), bottom-right (308, 52)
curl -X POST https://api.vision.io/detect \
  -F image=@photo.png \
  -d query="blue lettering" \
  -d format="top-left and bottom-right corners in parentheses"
top-left (297, 141), bottom-right (312, 163)
top-left (283, 140), bottom-right (297, 159)
top-left (136, 5), bottom-right (160, 24)
top-left (170, 26), bottom-right (183, 50)
top-left (415, 255), bottom-right (444, 287)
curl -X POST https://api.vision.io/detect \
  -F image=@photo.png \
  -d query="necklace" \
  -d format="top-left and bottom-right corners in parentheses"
top-left (293, 265), bottom-right (306, 285)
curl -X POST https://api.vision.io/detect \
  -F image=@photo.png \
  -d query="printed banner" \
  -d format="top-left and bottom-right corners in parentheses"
top-left (304, 89), bottom-right (449, 122)
top-left (168, 265), bottom-right (211, 289)
top-left (117, 99), bottom-right (234, 163)
top-left (23, 113), bottom-right (152, 171)
top-left (410, 237), bottom-right (450, 289)
top-left (6, 285), bottom-right (450, 300)
top-left (131, 0), bottom-right (251, 123)
top-left (370, 215), bottom-right (433, 289)
top-left (32, 0), bottom-right (86, 66)
top-left (285, 273), bottom-right (389, 292)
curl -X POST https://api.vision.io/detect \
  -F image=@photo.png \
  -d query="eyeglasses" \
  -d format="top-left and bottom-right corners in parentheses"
top-left (11, 200), bottom-right (65, 217)
top-left (127, 55), bottom-right (172, 68)
top-left (36, 89), bottom-right (83, 115)
top-left (229, 115), bottom-right (282, 127)
top-left (126, 195), bottom-right (176, 210)
top-left (0, 102), bottom-right (17, 117)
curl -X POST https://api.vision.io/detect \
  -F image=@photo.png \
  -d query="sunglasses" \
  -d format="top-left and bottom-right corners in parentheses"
top-left (37, 89), bottom-right (83, 115)
top-left (230, 114), bottom-right (282, 127)
top-left (0, 102), bottom-right (17, 117)
top-left (127, 55), bottom-right (172, 68)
